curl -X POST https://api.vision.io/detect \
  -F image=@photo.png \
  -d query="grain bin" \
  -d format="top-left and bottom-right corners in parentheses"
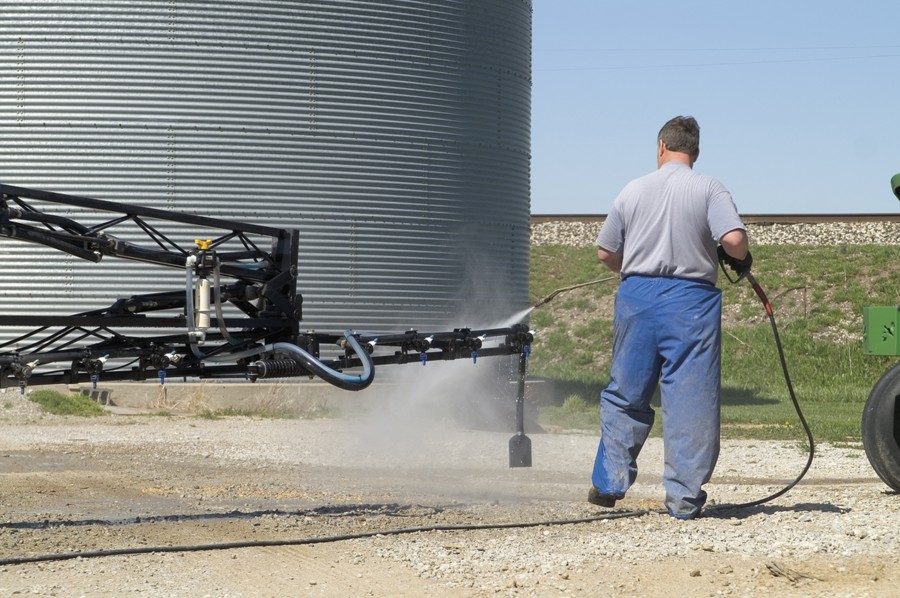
top-left (0, 1), bottom-right (532, 339)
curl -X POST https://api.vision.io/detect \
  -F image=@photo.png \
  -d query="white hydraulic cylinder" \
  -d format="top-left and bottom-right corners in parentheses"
top-left (195, 277), bottom-right (211, 332)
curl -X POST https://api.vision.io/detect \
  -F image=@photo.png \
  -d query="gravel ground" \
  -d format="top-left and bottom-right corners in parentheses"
top-left (531, 220), bottom-right (900, 247)
top-left (0, 385), bottom-right (899, 597)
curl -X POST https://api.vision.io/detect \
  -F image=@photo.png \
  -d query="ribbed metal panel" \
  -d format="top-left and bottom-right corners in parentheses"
top-left (0, 0), bottom-right (531, 340)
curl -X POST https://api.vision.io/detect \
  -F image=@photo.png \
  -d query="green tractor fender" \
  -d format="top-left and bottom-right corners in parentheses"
top-left (861, 173), bottom-right (900, 491)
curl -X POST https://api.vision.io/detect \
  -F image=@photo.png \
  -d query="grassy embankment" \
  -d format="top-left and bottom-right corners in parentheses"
top-left (529, 244), bottom-right (899, 443)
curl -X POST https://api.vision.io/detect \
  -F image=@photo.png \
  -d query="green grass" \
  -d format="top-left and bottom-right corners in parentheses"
top-left (196, 405), bottom-right (340, 420)
top-left (197, 407), bottom-right (296, 420)
top-left (528, 244), bottom-right (900, 442)
top-left (28, 389), bottom-right (108, 417)
top-left (540, 395), bottom-right (598, 431)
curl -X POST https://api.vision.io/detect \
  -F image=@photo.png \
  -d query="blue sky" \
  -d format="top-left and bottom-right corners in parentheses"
top-left (531, 1), bottom-right (900, 214)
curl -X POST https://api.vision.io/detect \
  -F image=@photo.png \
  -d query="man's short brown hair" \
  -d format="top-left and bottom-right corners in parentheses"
top-left (658, 116), bottom-right (700, 161)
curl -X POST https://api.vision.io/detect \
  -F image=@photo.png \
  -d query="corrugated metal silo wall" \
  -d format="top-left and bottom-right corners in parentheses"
top-left (0, 0), bottom-right (531, 346)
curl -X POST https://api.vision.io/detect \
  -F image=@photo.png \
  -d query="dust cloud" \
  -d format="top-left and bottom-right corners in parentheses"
top-left (342, 354), bottom-right (521, 468)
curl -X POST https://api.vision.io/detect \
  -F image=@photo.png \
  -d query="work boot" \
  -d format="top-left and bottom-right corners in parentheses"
top-left (587, 486), bottom-right (618, 507)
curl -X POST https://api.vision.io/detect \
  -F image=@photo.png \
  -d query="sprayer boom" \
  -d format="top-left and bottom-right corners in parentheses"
top-left (0, 183), bottom-right (533, 394)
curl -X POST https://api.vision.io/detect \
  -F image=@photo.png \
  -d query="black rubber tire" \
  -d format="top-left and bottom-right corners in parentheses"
top-left (862, 363), bottom-right (900, 492)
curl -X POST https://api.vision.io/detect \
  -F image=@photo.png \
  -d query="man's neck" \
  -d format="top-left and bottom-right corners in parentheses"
top-left (659, 153), bottom-right (693, 169)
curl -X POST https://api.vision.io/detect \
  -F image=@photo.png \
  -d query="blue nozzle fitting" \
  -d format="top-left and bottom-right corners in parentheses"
top-left (158, 370), bottom-right (166, 385)
top-left (524, 345), bottom-right (531, 359)
top-left (420, 352), bottom-right (427, 366)
top-left (91, 374), bottom-right (98, 390)
top-left (472, 350), bottom-right (478, 364)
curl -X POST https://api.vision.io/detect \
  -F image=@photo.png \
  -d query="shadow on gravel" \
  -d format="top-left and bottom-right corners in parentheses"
top-left (533, 380), bottom-right (776, 409)
top-left (702, 501), bottom-right (848, 520)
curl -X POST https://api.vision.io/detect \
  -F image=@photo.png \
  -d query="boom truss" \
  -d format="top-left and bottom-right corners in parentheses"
top-left (0, 183), bottom-right (533, 394)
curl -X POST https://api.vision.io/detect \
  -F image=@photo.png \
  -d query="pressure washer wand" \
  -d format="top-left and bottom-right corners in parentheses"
top-left (532, 276), bottom-right (617, 308)
top-left (508, 275), bottom-right (617, 468)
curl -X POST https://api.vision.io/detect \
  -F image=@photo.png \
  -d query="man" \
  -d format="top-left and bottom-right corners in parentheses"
top-left (589, 115), bottom-right (751, 519)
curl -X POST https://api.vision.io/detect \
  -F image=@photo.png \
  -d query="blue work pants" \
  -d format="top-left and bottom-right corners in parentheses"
top-left (591, 275), bottom-right (722, 519)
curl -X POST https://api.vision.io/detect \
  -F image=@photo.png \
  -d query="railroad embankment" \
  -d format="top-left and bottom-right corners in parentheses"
top-left (531, 219), bottom-right (900, 246)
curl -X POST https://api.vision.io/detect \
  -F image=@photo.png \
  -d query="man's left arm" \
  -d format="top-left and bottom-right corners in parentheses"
top-left (719, 228), bottom-right (749, 260)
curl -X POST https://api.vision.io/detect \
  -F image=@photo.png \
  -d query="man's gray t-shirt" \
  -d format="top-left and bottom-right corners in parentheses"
top-left (596, 162), bottom-right (745, 285)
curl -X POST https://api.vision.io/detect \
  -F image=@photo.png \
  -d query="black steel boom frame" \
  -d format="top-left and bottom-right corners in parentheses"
top-left (0, 183), bottom-right (532, 396)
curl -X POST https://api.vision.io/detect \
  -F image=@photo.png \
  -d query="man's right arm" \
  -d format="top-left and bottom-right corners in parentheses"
top-left (596, 202), bottom-right (625, 273)
top-left (598, 247), bottom-right (623, 273)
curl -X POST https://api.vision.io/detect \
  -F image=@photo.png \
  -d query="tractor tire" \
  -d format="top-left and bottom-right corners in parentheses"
top-left (862, 363), bottom-right (900, 492)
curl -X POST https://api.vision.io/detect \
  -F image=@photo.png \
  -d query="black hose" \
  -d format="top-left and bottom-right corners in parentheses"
top-left (706, 271), bottom-right (815, 513)
top-left (274, 333), bottom-right (375, 391)
top-left (0, 509), bottom-right (659, 566)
